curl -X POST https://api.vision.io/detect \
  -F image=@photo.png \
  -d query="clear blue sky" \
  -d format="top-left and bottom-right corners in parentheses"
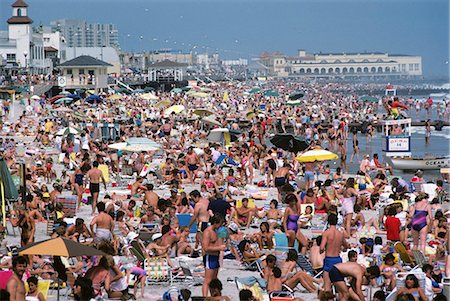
top-left (1, 0), bottom-right (448, 79)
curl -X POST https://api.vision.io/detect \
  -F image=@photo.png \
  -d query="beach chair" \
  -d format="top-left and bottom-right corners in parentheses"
top-left (235, 276), bottom-right (269, 301)
top-left (145, 256), bottom-right (173, 285)
top-left (394, 242), bottom-right (416, 267)
top-left (176, 214), bottom-right (197, 243)
top-left (269, 291), bottom-right (295, 301)
top-left (25, 279), bottom-right (51, 300)
top-left (411, 249), bottom-right (428, 267)
top-left (55, 196), bottom-right (77, 218)
top-left (130, 240), bottom-right (147, 264)
top-left (178, 260), bottom-right (203, 287)
top-left (232, 240), bottom-right (262, 271)
top-left (297, 253), bottom-right (323, 279)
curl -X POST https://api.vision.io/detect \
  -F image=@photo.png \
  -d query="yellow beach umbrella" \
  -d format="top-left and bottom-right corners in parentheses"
top-left (140, 93), bottom-right (159, 100)
top-left (193, 108), bottom-right (214, 117)
top-left (155, 99), bottom-right (171, 108)
top-left (108, 94), bottom-right (123, 101)
top-left (295, 148), bottom-right (338, 162)
top-left (164, 105), bottom-right (185, 115)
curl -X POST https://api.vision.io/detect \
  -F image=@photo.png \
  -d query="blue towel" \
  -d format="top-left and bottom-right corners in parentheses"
top-left (237, 276), bottom-right (267, 289)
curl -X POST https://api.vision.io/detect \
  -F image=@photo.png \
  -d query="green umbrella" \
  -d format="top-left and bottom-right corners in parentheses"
top-left (0, 158), bottom-right (19, 200)
top-left (264, 90), bottom-right (279, 97)
top-left (54, 97), bottom-right (74, 105)
top-left (287, 100), bottom-right (302, 106)
top-left (359, 95), bottom-right (378, 102)
top-left (171, 88), bottom-right (183, 93)
top-left (249, 88), bottom-right (261, 94)
top-left (181, 86), bottom-right (192, 91)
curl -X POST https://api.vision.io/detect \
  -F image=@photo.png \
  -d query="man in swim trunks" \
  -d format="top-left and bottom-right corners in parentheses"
top-left (201, 215), bottom-right (226, 297)
top-left (329, 262), bottom-right (380, 301)
top-left (320, 214), bottom-right (348, 291)
top-left (235, 198), bottom-right (258, 228)
top-left (187, 190), bottom-right (210, 249)
top-left (186, 147), bottom-right (200, 184)
top-left (304, 161), bottom-right (315, 189)
top-left (90, 202), bottom-right (114, 243)
top-left (87, 161), bottom-right (107, 215)
top-left (274, 163), bottom-right (291, 202)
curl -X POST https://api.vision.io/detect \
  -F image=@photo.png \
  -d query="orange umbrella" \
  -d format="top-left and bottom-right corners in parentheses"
top-left (19, 237), bottom-right (106, 257)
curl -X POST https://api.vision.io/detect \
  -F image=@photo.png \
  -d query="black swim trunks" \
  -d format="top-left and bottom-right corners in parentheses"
top-left (329, 266), bottom-right (345, 283)
top-left (90, 183), bottom-right (100, 193)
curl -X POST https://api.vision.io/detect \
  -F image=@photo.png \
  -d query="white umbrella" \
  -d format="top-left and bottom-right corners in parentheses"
top-left (121, 144), bottom-right (160, 152)
top-left (202, 116), bottom-right (221, 127)
top-left (55, 127), bottom-right (81, 136)
top-left (31, 95), bottom-right (40, 101)
top-left (108, 142), bottom-right (127, 150)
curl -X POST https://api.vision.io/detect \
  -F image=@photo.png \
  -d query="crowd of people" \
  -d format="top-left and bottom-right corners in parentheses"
top-left (0, 79), bottom-right (448, 300)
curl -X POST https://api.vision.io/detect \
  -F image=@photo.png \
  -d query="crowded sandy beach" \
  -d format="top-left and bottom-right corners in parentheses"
top-left (0, 76), bottom-right (448, 301)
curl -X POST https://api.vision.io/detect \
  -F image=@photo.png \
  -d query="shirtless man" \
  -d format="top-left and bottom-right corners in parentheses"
top-left (320, 214), bottom-right (348, 291)
top-left (87, 161), bottom-right (106, 214)
top-left (130, 177), bottom-right (147, 200)
top-left (187, 190), bottom-right (210, 249)
top-left (90, 202), bottom-right (114, 243)
top-left (66, 218), bottom-right (92, 242)
top-left (274, 163), bottom-right (291, 201)
top-left (6, 256), bottom-right (27, 301)
top-left (186, 147), bottom-right (200, 184)
top-left (144, 183), bottom-right (159, 210)
top-left (201, 215), bottom-right (226, 297)
top-left (329, 262), bottom-right (380, 301)
top-left (304, 161), bottom-right (315, 189)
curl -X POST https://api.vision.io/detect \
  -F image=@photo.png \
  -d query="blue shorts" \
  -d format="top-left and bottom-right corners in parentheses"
top-left (304, 171), bottom-right (314, 182)
top-left (323, 256), bottom-right (342, 272)
top-left (203, 254), bottom-right (220, 269)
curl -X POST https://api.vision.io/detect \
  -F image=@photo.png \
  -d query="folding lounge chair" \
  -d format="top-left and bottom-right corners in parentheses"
top-left (274, 233), bottom-right (299, 260)
top-left (176, 214), bottom-right (197, 243)
top-left (145, 256), bottom-right (174, 285)
top-left (178, 260), bottom-right (203, 287)
top-left (235, 276), bottom-right (269, 301)
top-left (297, 253), bottom-right (323, 279)
top-left (411, 249), bottom-right (428, 267)
top-left (386, 271), bottom-right (427, 301)
top-left (232, 240), bottom-right (262, 272)
top-left (394, 242), bottom-right (416, 267)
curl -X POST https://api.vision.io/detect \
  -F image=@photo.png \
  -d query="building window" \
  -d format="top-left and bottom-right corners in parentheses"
top-left (6, 53), bottom-right (16, 62)
top-left (17, 8), bottom-right (21, 16)
top-left (79, 69), bottom-right (85, 74)
top-left (342, 67), bottom-right (348, 73)
top-left (356, 67), bottom-right (362, 73)
top-left (67, 69), bottom-right (72, 75)
top-left (414, 64), bottom-right (419, 71)
top-left (363, 67), bottom-right (369, 73)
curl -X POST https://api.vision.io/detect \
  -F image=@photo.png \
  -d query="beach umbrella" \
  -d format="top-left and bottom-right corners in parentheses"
top-left (108, 94), bottom-right (123, 101)
top-left (249, 87), bottom-right (261, 94)
top-left (223, 91), bottom-right (229, 101)
top-left (19, 237), bottom-right (106, 257)
top-left (48, 95), bottom-right (66, 104)
top-left (270, 134), bottom-right (309, 153)
top-left (54, 97), bottom-right (74, 105)
top-left (289, 92), bottom-right (304, 100)
top-left (155, 99), bottom-right (171, 108)
top-left (295, 148), bottom-right (338, 162)
top-left (164, 105), bottom-right (185, 115)
top-left (286, 100), bottom-right (302, 106)
top-left (359, 95), bottom-right (378, 102)
top-left (133, 88), bottom-right (145, 93)
top-left (193, 108), bottom-right (214, 117)
top-left (201, 116), bottom-right (222, 127)
top-left (190, 92), bottom-right (209, 98)
top-left (72, 111), bottom-right (91, 120)
top-left (85, 95), bottom-right (103, 104)
top-left (201, 87), bottom-right (212, 92)
top-left (264, 90), bottom-right (279, 97)
top-left (207, 128), bottom-right (239, 145)
top-left (140, 93), bottom-right (158, 100)
top-left (122, 144), bottom-right (160, 152)
top-left (67, 94), bottom-right (82, 100)
top-left (144, 86), bottom-right (155, 92)
top-left (59, 91), bottom-right (71, 96)
top-left (55, 127), bottom-right (81, 136)
top-left (0, 158), bottom-right (19, 201)
top-left (30, 95), bottom-right (40, 101)
top-left (108, 142), bottom-right (128, 150)
top-left (171, 88), bottom-right (183, 93)
top-left (181, 86), bottom-right (192, 91)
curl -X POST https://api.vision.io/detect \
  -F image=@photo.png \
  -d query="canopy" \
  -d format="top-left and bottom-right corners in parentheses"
top-left (55, 127), bottom-right (81, 136)
top-left (270, 134), bottom-right (309, 153)
top-left (264, 90), bottom-right (279, 97)
top-left (359, 95), bottom-right (378, 102)
top-left (286, 100), bottom-right (302, 106)
top-left (289, 92), bottom-right (304, 100)
top-left (193, 108), bottom-right (214, 117)
top-left (164, 105), bottom-right (185, 115)
top-left (295, 148), bottom-right (338, 162)
top-left (19, 237), bottom-right (106, 257)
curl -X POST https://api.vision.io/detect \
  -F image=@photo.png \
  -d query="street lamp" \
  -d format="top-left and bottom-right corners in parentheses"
top-left (23, 50), bottom-right (30, 99)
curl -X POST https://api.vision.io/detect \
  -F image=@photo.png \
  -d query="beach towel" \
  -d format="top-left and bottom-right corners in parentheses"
top-left (0, 270), bottom-right (12, 289)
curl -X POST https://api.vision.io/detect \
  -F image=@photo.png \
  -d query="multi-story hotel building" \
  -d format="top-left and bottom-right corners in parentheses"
top-left (260, 50), bottom-right (422, 78)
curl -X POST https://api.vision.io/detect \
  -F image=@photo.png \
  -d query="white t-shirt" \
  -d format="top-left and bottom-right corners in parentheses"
top-left (373, 245), bottom-right (383, 256)
top-left (395, 211), bottom-right (407, 227)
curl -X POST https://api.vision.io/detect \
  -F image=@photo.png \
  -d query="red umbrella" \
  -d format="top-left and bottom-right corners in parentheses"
top-left (48, 95), bottom-right (65, 104)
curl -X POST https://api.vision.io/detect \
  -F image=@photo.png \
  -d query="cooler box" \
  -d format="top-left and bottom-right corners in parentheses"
top-left (55, 196), bottom-right (78, 217)
top-left (269, 291), bottom-right (294, 301)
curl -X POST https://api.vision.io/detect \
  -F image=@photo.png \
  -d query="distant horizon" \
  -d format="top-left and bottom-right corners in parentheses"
top-left (0, 0), bottom-right (448, 79)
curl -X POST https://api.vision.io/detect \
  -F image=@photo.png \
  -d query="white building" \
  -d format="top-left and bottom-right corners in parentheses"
top-left (0, 0), bottom-right (50, 74)
top-left (50, 19), bottom-right (119, 48)
top-left (260, 50), bottom-right (422, 78)
top-left (65, 47), bottom-right (120, 74)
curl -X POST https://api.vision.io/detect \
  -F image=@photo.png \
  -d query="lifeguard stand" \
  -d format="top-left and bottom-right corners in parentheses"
top-left (385, 83), bottom-right (396, 97)
top-left (381, 118), bottom-right (412, 158)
